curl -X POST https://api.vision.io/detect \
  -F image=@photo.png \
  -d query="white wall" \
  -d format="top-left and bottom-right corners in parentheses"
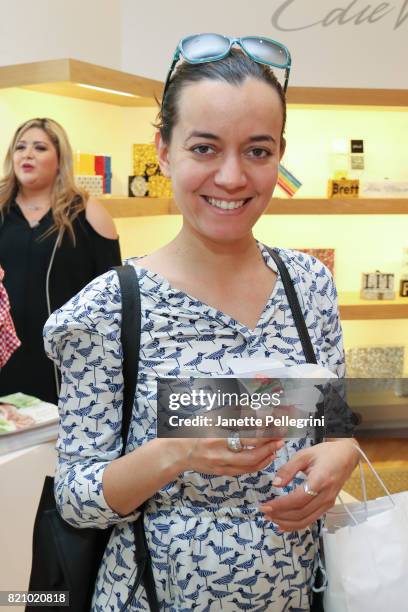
top-left (0, 0), bottom-right (407, 89)
top-left (0, 0), bottom-right (122, 69)
top-left (120, 0), bottom-right (408, 88)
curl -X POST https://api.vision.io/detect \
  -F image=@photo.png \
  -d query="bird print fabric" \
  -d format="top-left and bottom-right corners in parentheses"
top-left (44, 244), bottom-right (345, 611)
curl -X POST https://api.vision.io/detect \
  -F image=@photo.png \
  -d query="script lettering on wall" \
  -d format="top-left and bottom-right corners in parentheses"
top-left (271, 0), bottom-right (408, 31)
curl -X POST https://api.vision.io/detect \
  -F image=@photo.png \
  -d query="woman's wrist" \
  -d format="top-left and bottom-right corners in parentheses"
top-left (149, 437), bottom-right (189, 481)
top-left (326, 436), bottom-right (361, 468)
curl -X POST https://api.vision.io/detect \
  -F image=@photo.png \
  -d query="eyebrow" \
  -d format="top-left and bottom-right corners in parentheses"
top-left (185, 131), bottom-right (276, 144)
top-left (16, 140), bottom-right (48, 145)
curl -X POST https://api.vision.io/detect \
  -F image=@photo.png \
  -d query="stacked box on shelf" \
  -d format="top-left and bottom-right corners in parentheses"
top-left (104, 156), bottom-right (111, 194)
top-left (130, 144), bottom-right (172, 198)
top-left (94, 155), bottom-right (112, 194)
top-left (74, 153), bottom-right (112, 195)
top-left (75, 175), bottom-right (103, 196)
top-left (74, 153), bottom-right (95, 175)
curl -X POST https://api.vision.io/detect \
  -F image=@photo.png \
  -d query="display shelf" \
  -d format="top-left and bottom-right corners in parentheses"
top-left (0, 58), bottom-right (162, 107)
top-left (1, 60), bottom-right (407, 109)
top-left (100, 197), bottom-right (171, 216)
top-left (339, 293), bottom-right (408, 320)
top-left (100, 198), bottom-right (408, 321)
top-left (267, 199), bottom-right (408, 215)
top-left (100, 196), bottom-right (408, 217)
top-left (287, 87), bottom-right (408, 108)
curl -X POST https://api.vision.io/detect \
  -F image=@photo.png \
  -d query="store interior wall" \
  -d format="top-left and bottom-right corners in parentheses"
top-left (0, 0), bottom-right (121, 69)
top-left (1, 0), bottom-right (407, 89)
top-left (0, 0), bottom-right (406, 367)
top-left (121, 0), bottom-right (408, 88)
top-left (2, 89), bottom-right (407, 198)
top-left (1, 88), bottom-right (407, 294)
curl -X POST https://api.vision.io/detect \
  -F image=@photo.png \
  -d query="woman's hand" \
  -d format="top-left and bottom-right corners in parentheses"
top-left (170, 436), bottom-right (285, 477)
top-left (260, 439), bottom-right (360, 531)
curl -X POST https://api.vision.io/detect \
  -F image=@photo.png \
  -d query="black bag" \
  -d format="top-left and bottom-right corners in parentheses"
top-left (267, 248), bottom-right (324, 612)
top-left (27, 265), bottom-right (159, 612)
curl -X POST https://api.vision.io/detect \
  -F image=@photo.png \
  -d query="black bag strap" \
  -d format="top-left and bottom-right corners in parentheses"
top-left (265, 248), bottom-right (326, 447)
top-left (114, 266), bottom-right (159, 612)
top-left (266, 247), bottom-right (317, 365)
top-left (265, 249), bottom-right (325, 607)
top-left (115, 265), bottom-right (141, 456)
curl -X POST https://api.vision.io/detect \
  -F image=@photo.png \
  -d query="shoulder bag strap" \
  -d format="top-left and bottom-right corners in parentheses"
top-left (265, 247), bottom-right (317, 364)
top-left (114, 266), bottom-right (159, 612)
top-left (265, 247), bottom-right (326, 447)
top-left (266, 248), bottom-right (326, 608)
top-left (115, 264), bottom-right (141, 455)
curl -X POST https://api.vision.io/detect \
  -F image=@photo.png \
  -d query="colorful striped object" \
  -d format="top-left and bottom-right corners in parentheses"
top-left (277, 164), bottom-right (302, 197)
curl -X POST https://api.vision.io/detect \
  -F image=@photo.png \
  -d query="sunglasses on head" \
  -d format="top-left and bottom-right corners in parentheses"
top-left (162, 33), bottom-right (292, 105)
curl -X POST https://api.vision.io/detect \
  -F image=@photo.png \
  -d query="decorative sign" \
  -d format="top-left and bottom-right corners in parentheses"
top-left (361, 271), bottom-right (395, 300)
top-left (399, 247), bottom-right (408, 296)
top-left (328, 179), bottom-right (359, 198)
top-left (350, 139), bottom-right (364, 170)
top-left (351, 140), bottom-right (364, 154)
top-left (361, 181), bottom-right (408, 198)
top-left (270, 1), bottom-right (408, 32)
top-left (400, 280), bottom-right (408, 297)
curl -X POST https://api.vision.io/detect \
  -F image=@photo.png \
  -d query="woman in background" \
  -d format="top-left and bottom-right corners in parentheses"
top-left (0, 118), bottom-right (121, 404)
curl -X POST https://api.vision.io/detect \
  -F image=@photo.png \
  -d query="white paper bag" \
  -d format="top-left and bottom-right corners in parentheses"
top-left (323, 448), bottom-right (408, 612)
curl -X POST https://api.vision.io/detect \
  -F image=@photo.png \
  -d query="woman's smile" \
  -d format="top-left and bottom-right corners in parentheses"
top-left (156, 78), bottom-right (285, 243)
top-left (202, 195), bottom-right (252, 212)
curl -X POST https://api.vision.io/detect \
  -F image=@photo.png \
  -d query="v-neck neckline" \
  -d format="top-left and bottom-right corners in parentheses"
top-left (13, 200), bottom-right (52, 229)
top-left (129, 243), bottom-right (282, 335)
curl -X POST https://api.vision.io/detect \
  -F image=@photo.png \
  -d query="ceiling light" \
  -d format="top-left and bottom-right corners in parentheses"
top-left (77, 83), bottom-right (136, 98)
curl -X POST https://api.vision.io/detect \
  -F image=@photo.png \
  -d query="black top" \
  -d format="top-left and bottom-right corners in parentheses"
top-left (0, 201), bottom-right (122, 404)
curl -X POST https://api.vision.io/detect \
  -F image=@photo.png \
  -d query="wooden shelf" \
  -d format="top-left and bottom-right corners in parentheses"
top-left (100, 199), bottom-right (408, 320)
top-left (1, 60), bottom-right (407, 109)
top-left (339, 292), bottom-right (408, 320)
top-left (100, 197), bottom-right (172, 216)
top-left (287, 87), bottom-right (408, 108)
top-left (266, 199), bottom-right (408, 215)
top-left (100, 196), bottom-right (408, 217)
top-left (0, 59), bottom-right (162, 107)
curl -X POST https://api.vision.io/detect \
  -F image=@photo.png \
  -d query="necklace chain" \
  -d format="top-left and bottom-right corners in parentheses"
top-left (26, 203), bottom-right (47, 212)
top-left (17, 199), bottom-right (49, 212)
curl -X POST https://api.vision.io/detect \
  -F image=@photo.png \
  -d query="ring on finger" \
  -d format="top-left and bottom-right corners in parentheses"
top-left (303, 480), bottom-right (319, 497)
top-left (227, 431), bottom-right (243, 453)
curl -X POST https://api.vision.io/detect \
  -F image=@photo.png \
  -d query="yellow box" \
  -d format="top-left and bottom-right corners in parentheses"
top-left (132, 144), bottom-right (158, 176)
top-left (328, 179), bottom-right (359, 198)
top-left (74, 153), bottom-right (95, 175)
top-left (147, 175), bottom-right (173, 198)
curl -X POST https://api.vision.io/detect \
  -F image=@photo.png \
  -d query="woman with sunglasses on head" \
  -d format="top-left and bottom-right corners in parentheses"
top-left (45, 35), bottom-right (359, 611)
top-left (0, 118), bottom-right (121, 405)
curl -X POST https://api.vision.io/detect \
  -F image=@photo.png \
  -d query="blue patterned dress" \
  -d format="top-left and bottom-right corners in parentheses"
top-left (44, 244), bottom-right (345, 611)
